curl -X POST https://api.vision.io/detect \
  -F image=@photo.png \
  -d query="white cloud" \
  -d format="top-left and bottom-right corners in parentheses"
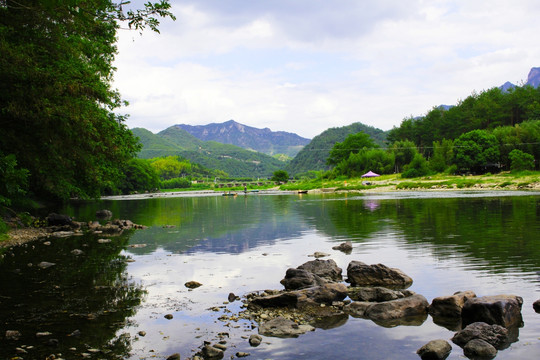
top-left (113, 0), bottom-right (540, 138)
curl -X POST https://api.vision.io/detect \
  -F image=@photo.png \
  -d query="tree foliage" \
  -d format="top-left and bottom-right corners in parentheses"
top-left (453, 130), bottom-right (500, 173)
top-left (271, 170), bottom-right (289, 183)
top-left (327, 132), bottom-right (377, 166)
top-left (0, 0), bottom-right (174, 200)
top-left (508, 149), bottom-right (535, 171)
top-left (0, 151), bottom-right (29, 206)
top-left (118, 158), bottom-right (160, 194)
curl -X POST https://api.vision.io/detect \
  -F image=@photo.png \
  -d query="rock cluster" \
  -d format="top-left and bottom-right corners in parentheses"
top-left (237, 256), bottom-right (525, 360)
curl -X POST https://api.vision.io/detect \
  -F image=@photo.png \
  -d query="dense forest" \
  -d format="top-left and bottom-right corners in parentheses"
top-left (323, 86), bottom-right (540, 179)
top-left (0, 0), bottom-right (174, 207)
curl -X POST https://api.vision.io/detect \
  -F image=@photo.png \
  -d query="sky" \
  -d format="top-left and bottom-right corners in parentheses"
top-left (113, 0), bottom-right (540, 139)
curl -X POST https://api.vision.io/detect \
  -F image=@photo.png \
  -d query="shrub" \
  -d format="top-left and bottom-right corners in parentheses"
top-left (161, 177), bottom-right (192, 189)
top-left (508, 149), bottom-right (535, 171)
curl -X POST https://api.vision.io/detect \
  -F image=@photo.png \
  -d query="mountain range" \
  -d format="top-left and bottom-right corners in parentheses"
top-left (132, 126), bottom-right (286, 178)
top-left (173, 120), bottom-right (310, 158)
top-left (500, 67), bottom-right (540, 91)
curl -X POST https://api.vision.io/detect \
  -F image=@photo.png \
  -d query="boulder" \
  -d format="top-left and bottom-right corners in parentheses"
top-left (297, 259), bottom-right (342, 282)
top-left (463, 339), bottom-right (497, 359)
top-left (348, 286), bottom-right (413, 302)
top-left (258, 316), bottom-right (314, 338)
top-left (452, 322), bottom-right (509, 350)
top-left (46, 213), bottom-right (72, 226)
top-left (429, 290), bottom-right (476, 318)
top-left (364, 294), bottom-right (429, 321)
top-left (332, 241), bottom-right (353, 253)
top-left (461, 295), bottom-right (523, 328)
top-left (416, 339), bottom-right (452, 360)
top-left (533, 299), bottom-right (540, 313)
top-left (95, 209), bottom-right (113, 219)
top-left (344, 301), bottom-right (372, 318)
top-left (346, 261), bottom-right (413, 288)
top-left (295, 283), bottom-right (348, 305)
top-left (280, 268), bottom-right (326, 290)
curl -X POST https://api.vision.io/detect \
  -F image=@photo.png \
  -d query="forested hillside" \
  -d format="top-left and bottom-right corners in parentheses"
top-left (387, 85), bottom-right (540, 156)
top-left (132, 127), bottom-right (285, 178)
top-left (285, 123), bottom-right (387, 175)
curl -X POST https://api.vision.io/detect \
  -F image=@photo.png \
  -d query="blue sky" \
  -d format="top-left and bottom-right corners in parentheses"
top-left (113, 0), bottom-right (540, 139)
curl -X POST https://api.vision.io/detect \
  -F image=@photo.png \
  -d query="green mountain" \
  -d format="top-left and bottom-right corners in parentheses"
top-left (285, 123), bottom-right (387, 175)
top-left (132, 127), bottom-right (285, 178)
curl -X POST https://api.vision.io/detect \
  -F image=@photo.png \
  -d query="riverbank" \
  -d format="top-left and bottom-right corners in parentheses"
top-left (2, 172), bottom-right (539, 248)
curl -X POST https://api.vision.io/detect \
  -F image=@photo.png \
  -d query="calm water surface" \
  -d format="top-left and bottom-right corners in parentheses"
top-left (1, 191), bottom-right (539, 359)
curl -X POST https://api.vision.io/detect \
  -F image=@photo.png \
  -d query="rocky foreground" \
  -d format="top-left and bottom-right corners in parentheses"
top-left (199, 245), bottom-right (536, 360)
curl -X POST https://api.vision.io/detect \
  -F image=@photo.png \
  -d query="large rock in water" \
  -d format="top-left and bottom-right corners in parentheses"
top-left (461, 295), bottom-right (523, 328)
top-left (346, 261), bottom-right (413, 288)
top-left (429, 290), bottom-right (476, 318)
top-left (364, 294), bottom-right (429, 321)
top-left (280, 268), bottom-right (326, 290)
top-left (452, 322), bottom-right (509, 350)
top-left (297, 259), bottom-right (342, 282)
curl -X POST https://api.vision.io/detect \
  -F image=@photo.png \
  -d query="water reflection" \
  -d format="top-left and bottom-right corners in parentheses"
top-left (4, 191), bottom-right (535, 359)
top-left (0, 232), bottom-right (145, 359)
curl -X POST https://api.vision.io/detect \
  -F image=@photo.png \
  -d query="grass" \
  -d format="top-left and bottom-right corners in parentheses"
top-left (153, 171), bottom-right (540, 193)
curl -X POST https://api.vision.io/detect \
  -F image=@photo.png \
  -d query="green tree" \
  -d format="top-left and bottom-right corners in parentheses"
top-left (118, 158), bottom-right (160, 194)
top-left (429, 139), bottom-right (454, 173)
top-left (327, 132), bottom-right (377, 166)
top-left (0, 0), bottom-right (174, 200)
top-left (453, 130), bottom-right (500, 173)
top-left (150, 156), bottom-right (192, 180)
top-left (334, 149), bottom-right (394, 177)
top-left (508, 149), bottom-right (535, 171)
top-left (402, 153), bottom-right (430, 178)
top-left (0, 152), bottom-right (29, 206)
top-left (390, 140), bottom-right (418, 173)
top-left (271, 170), bottom-right (289, 183)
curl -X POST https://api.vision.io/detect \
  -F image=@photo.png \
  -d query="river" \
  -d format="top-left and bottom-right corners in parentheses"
top-left (1, 190), bottom-right (539, 359)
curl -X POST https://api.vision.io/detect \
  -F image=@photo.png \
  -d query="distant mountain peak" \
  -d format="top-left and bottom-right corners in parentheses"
top-left (172, 120), bottom-right (310, 157)
top-left (500, 67), bottom-right (540, 91)
top-left (526, 67), bottom-right (540, 87)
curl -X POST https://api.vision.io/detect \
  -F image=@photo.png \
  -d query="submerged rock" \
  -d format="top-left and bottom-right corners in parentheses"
top-left (346, 261), bottom-right (413, 288)
top-left (37, 261), bottom-right (56, 269)
top-left (461, 295), bottom-right (523, 328)
top-left (416, 339), bottom-right (452, 360)
top-left (258, 316), bottom-right (314, 338)
top-left (332, 241), bottom-right (353, 253)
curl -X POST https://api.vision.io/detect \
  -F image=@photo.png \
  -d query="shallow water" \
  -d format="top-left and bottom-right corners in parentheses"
top-left (1, 191), bottom-right (539, 359)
